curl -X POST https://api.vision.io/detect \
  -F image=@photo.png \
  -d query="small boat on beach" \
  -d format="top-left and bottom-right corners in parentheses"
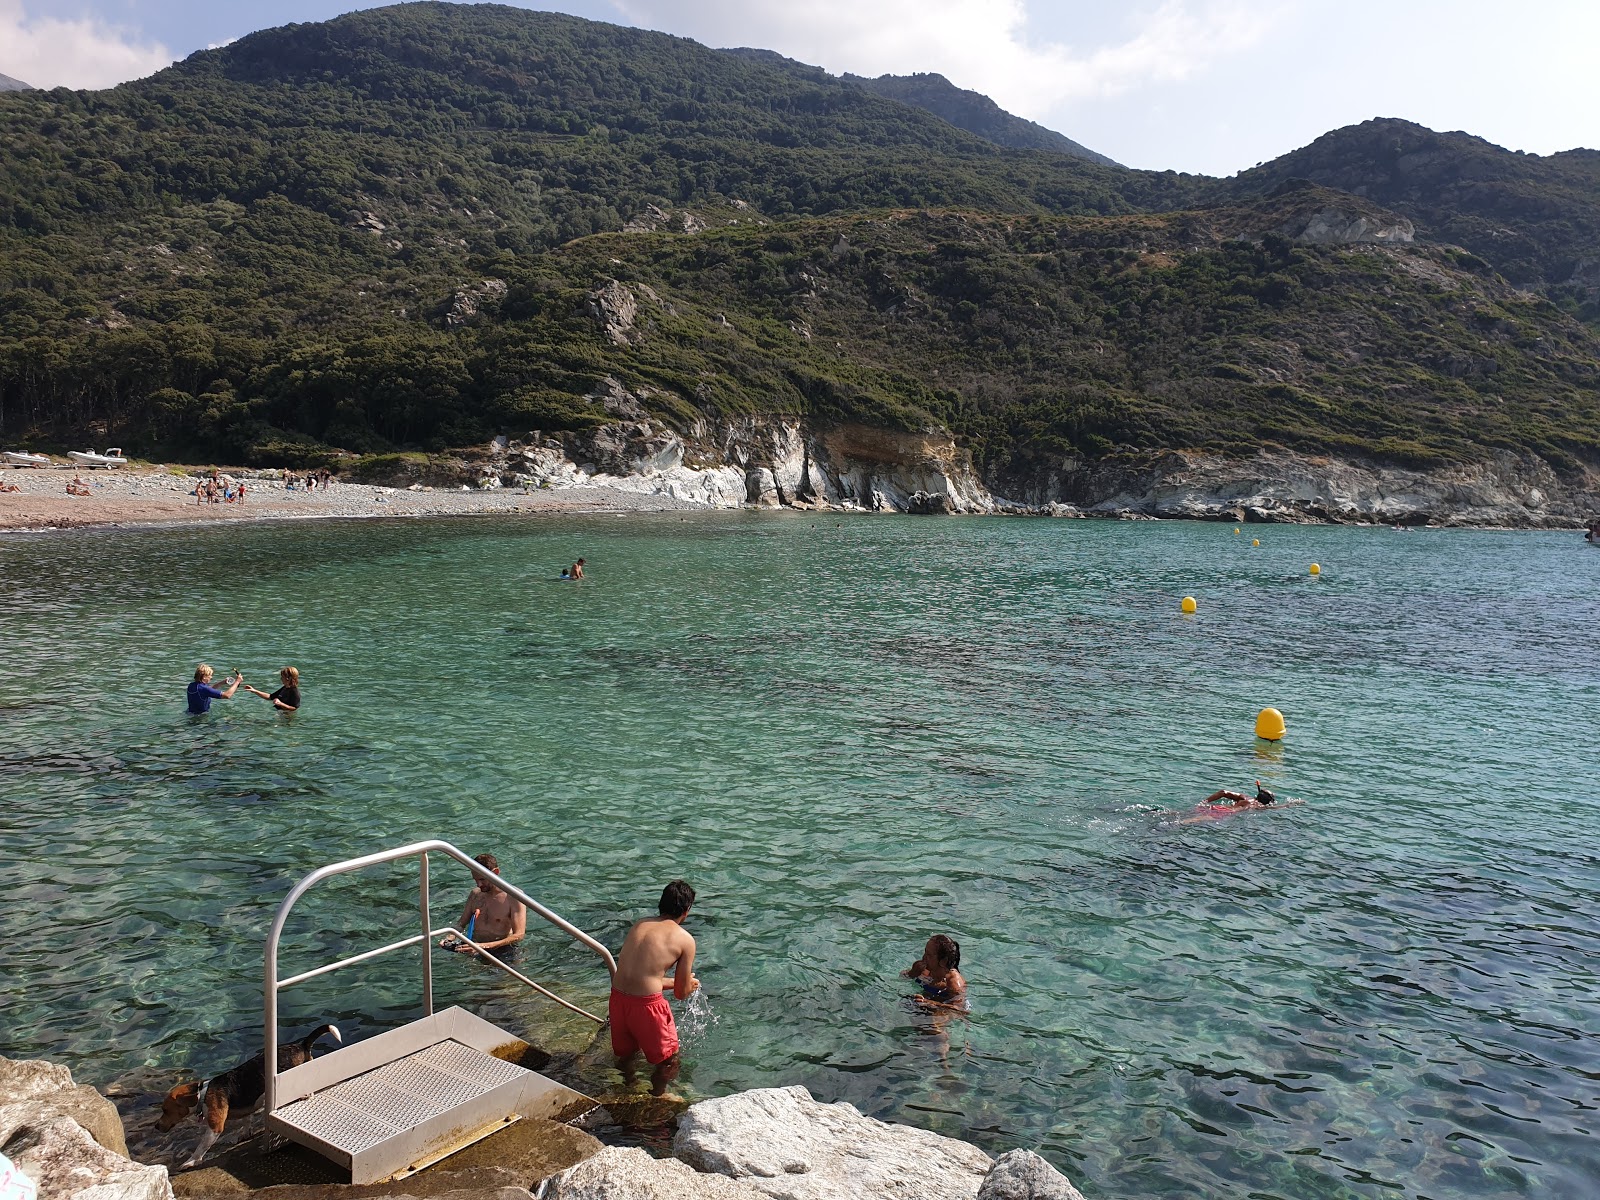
top-left (67, 447), bottom-right (127, 469)
top-left (4, 450), bottom-right (50, 467)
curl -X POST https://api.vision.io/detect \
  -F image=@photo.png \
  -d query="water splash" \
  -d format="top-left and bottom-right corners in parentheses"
top-left (679, 987), bottom-right (718, 1045)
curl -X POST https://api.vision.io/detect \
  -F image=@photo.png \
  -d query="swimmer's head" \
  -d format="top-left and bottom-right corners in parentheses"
top-left (925, 934), bottom-right (960, 970)
top-left (280, 666), bottom-right (300, 687)
top-left (194, 663), bottom-right (213, 682)
top-left (660, 879), bottom-right (695, 919)
top-left (1254, 781), bottom-right (1277, 805)
top-left (473, 852), bottom-right (501, 891)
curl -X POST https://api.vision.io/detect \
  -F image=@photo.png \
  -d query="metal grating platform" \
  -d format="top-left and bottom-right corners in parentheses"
top-left (270, 1037), bottom-right (530, 1180)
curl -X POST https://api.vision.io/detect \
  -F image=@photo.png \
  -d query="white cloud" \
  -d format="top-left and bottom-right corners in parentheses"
top-left (608, 0), bottom-right (1275, 123)
top-left (0, 0), bottom-right (172, 90)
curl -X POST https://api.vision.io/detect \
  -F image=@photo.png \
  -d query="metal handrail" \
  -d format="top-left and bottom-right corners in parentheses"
top-left (263, 840), bottom-right (617, 1117)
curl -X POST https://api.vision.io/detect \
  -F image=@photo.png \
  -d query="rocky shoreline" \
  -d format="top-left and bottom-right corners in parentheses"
top-left (1, 1058), bottom-right (1082, 1200)
top-left (5, 429), bottom-right (1596, 533)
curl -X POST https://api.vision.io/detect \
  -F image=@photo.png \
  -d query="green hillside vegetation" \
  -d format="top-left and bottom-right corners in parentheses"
top-left (1236, 118), bottom-right (1600, 312)
top-left (1, 1), bottom-right (1597, 480)
top-left (844, 72), bottom-right (1118, 165)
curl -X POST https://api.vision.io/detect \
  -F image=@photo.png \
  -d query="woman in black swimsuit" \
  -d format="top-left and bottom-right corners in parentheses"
top-left (244, 666), bottom-right (302, 711)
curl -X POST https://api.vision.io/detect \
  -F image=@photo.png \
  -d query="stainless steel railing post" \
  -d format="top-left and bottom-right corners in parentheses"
top-left (420, 851), bottom-right (433, 1016)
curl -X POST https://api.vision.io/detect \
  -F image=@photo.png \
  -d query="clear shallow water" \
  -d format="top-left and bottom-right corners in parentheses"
top-left (2, 513), bottom-right (1598, 1198)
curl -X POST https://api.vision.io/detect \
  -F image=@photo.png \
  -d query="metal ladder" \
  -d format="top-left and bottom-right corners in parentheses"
top-left (262, 840), bottom-right (616, 1183)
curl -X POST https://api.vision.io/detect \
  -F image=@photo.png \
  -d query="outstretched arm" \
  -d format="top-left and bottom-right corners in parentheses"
top-left (218, 674), bottom-right (243, 699)
top-left (671, 935), bottom-right (699, 1000)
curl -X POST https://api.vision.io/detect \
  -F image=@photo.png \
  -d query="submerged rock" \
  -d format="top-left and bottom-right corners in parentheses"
top-left (672, 1085), bottom-right (993, 1200)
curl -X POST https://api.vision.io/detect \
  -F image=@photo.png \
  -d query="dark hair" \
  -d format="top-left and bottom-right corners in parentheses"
top-left (929, 933), bottom-right (960, 969)
top-left (474, 852), bottom-right (499, 873)
top-left (659, 880), bottom-right (695, 918)
top-left (1255, 787), bottom-right (1277, 805)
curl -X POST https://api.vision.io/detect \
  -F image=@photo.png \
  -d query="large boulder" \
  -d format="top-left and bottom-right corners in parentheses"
top-left (0, 1112), bottom-right (170, 1200)
top-left (976, 1150), bottom-right (1085, 1200)
top-left (543, 1147), bottom-right (765, 1199)
top-left (0, 1060), bottom-right (127, 1158)
top-left (673, 1086), bottom-right (992, 1200)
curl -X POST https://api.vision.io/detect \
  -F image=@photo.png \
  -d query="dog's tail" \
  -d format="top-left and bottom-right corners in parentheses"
top-left (297, 1023), bottom-right (342, 1055)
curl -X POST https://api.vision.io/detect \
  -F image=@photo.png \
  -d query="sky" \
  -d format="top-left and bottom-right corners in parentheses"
top-left (3, 0), bottom-right (1598, 177)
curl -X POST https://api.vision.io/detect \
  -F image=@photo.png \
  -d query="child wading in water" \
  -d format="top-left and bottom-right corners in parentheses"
top-left (904, 934), bottom-right (966, 1008)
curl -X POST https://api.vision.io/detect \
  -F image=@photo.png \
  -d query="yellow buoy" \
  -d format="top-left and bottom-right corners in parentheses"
top-left (1180, 596), bottom-right (1197, 614)
top-left (1309, 563), bottom-right (1321, 575)
top-left (1234, 528), bottom-right (1241, 535)
top-left (1252, 538), bottom-right (1260, 547)
top-left (1255, 707), bottom-right (1286, 741)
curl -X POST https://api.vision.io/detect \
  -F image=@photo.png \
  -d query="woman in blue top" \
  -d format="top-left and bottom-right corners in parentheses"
top-left (187, 664), bottom-right (242, 713)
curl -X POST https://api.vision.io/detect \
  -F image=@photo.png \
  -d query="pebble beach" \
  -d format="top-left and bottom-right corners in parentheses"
top-left (0, 465), bottom-right (707, 532)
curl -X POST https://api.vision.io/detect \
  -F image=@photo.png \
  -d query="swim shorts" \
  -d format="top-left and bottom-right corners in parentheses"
top-left (608, 989), bottom-right (679, 1064)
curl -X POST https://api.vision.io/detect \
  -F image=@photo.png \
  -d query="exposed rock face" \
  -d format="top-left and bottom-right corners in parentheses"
top-left (673, 1086), bottom-right (993, 1200)
top-left (1000, 448), bottom-right (1600, 528)
top-left (0, 1113), bottom-right (171, 1200)
top-left (543, 1147), bottom-right (765, 1199)
top-left (584, 282), bottom-right (638, 346)
top-left (975, 1151), bottom-right (1084, 1200)
top-left (0, 1061), bottom-right (127, 1159)
top-left (444, 279), bottom-right (507, 327)
top-left (1284, 206), bottom-right (1414, 245)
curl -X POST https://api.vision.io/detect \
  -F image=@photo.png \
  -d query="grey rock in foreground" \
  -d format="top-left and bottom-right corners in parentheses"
top-left (673, 1085), bottom-right (993, 1200)
top-left (542, 1146), bottom-right (765, 1199)
top-left (0, 1059), bottom-right (128, 1157)
top-left (976, 1150), bottom-right (1085, 1200)
top-left (0, 1111), bottom-right (170, 1200)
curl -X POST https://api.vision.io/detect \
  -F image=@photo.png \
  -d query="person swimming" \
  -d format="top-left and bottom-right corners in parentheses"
top-left (1199, 780), bottom-right (1276, 808)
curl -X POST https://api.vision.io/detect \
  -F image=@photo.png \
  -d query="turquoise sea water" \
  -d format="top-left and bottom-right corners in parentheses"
top-left (2, 513), bottom-right (1597, 1198)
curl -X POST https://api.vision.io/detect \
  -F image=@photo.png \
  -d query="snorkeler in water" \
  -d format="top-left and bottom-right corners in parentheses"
top-left (1199, 780), bottom-right (1277, 808)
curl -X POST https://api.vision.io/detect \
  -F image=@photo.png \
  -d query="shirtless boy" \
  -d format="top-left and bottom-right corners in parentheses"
top-left (441, 853), bottom-right (525, 960)
top-left (610, 880), bottom-right (699, 1094)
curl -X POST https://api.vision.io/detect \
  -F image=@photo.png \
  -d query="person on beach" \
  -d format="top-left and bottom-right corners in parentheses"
top-left (440, 853), bottom-right (525, 961)
top-left (242, 666), bottom-right (301, 711)
top-left (187, 664), bottom-right (242, 714)
top-left (611, 880), bottom-right (699, 1095)
top-left (904, 934), bottom-right (966, 1008)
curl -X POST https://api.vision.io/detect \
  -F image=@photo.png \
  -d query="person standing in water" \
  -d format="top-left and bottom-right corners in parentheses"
top-left (571, 558), bottom-right (586, 579)
top-left (187, 664), bottom-right (242, 713)
top-left (440, 853), bottom-right (526, 961)
top-left (243, 666), bottom-right (301, 711)
top-left (611, 880), bottom-right (699, 1095)
top-left (904, 934), bottom-right (967, 1007)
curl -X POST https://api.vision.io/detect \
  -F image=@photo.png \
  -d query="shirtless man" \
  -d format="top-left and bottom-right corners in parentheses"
top-left (441, 853), bottom-right (525, 960)
top-left (610, 880), bottom-right (698, 1095)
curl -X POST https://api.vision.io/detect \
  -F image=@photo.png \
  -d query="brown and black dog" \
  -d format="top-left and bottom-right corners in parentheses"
top-left (159, 1023), bottom-right (340, 1166)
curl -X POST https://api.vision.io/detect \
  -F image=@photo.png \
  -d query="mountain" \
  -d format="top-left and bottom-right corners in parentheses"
top-left (1233, 118), bottom-right (1600, 313)
top-left (0, 73), bottom-right (32, 91)
top-left (845, 72), bottom-right (1118, 166)
top-left (0, 1), bottom-right (1597, 504)
top-left (719, 49), bottom-right (1116, 165)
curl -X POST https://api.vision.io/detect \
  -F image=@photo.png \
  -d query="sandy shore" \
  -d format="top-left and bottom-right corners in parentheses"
top-left (0, 466), bottom-right (711, 532)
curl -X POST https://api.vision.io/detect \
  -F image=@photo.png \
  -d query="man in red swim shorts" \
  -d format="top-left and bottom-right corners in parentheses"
top-left (610, 880), bottom-right (699, 1094)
